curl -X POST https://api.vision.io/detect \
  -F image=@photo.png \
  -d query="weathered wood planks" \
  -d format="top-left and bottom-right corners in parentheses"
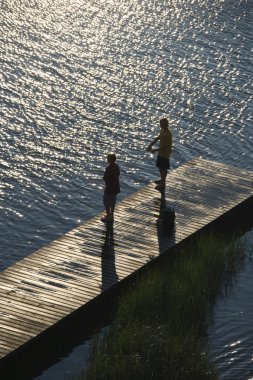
top-left (0, 157), bottom-right (252, 378)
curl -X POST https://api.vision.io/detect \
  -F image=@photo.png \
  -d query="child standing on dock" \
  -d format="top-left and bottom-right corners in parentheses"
top-left (101, 153), bottom-right (120, 223)
top-left (147, 118), bottom-right (172, 190)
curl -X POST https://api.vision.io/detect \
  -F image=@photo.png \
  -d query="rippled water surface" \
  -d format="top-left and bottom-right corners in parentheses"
top-left (1, 0), bottom-right (253, 377)
top-left (210, 229), bottom-right (253, 379)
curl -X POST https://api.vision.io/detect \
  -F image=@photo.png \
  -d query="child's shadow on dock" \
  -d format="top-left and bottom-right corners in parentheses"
top-left (101, 222), bottom-right (118, 292)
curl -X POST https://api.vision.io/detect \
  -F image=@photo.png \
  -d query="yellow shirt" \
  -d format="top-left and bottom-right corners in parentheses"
top-left (159, 128), bottom-right (172, 159)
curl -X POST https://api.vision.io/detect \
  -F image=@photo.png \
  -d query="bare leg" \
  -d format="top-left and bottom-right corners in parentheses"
top-left (110, 196), bottom-right (117, 219)
top-left (105, 206), bottom-right (111, 219)
top-left (159, 169), bottom-right (168, 187)
top-left (102, 193), bottom-right (117, 222)
top-left (103, 194), bottom-right (111, 220)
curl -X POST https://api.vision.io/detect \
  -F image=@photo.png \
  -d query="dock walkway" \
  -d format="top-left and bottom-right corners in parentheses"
top-left (0, 157), bottom-right (252, 378)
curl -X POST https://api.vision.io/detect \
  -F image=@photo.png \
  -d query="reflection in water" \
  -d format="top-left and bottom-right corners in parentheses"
top-left (101, 222), bottom-right (118, 292)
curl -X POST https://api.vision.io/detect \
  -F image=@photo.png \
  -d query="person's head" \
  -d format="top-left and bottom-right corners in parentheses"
top-left (160, 118), bottom-right (169, 130)
top-left (107, 153), bottom-right (116, 163)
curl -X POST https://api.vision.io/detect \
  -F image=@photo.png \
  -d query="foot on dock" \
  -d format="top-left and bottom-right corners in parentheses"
top-left (101, 216), bottom-right (114, 223)
top-left (155, 184), bottom-right (165, 190)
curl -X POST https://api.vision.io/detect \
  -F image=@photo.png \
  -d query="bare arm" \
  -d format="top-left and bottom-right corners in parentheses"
top-left (146, 136), bottom-right (159, 151)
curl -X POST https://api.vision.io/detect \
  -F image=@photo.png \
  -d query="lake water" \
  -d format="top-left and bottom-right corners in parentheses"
top-left (210, 229), bottom-right (253, 379)
top-left (1, 0), bottom-right (252, 378)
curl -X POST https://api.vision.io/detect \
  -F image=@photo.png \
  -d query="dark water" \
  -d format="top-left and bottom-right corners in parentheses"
top-left (210, 229), bottom-right (253, 380)
top-left (1, 0), bottom-right (253, 377)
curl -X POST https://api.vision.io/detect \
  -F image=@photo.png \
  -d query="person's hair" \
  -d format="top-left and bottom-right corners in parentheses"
top-left (160, 118), bottom-right (169, 128)
top-left (107, 153), bottom-right (116, 162)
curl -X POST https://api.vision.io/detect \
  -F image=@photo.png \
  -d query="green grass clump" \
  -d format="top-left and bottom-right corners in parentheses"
top-left (75, 232), bottom-right (244, 380)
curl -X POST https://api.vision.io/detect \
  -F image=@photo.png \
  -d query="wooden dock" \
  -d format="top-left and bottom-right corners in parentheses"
top-left (0, 157), bottom-right (252, 378)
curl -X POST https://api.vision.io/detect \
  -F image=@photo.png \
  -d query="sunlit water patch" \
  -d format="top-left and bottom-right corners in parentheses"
top-left (0, 2), bottom-right (253, 376)
top-left (1, 0), bottom-right (252, 269)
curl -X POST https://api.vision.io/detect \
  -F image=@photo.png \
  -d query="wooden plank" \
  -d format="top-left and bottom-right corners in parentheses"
top-left (0, 157), bottom-right (252, 378)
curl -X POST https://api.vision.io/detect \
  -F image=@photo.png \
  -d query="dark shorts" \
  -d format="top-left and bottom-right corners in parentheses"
top-left (103, 193), bottom-right (117, 209)
top-left (156, 155), bottom-right (170, 170)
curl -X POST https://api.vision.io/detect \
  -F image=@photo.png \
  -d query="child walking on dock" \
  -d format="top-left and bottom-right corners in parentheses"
top-left (101, 153), bottom-right (120, 223)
